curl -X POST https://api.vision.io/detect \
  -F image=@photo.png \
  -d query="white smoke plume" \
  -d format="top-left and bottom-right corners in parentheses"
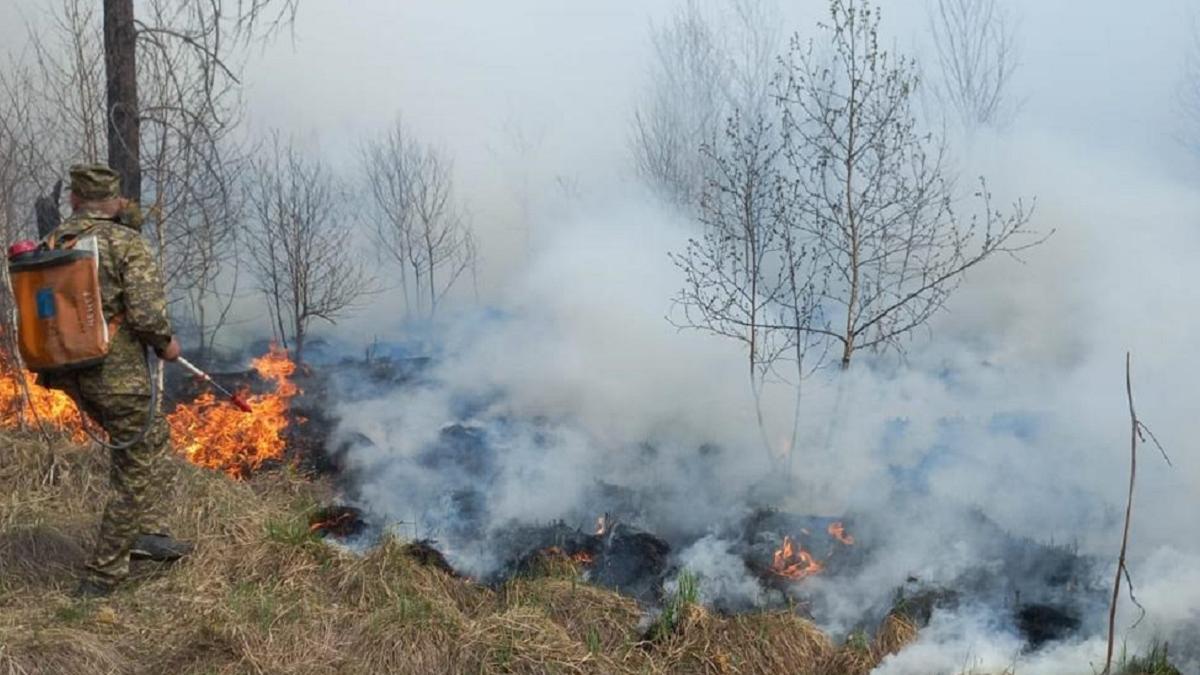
top-left (329, 128), bottom-right (1200, 671)
top-left (231, 1), bottom-right (1200, 671)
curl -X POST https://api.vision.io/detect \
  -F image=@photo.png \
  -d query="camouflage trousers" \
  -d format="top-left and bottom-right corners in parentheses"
top-left (75, 393), bottom-right (176, 585)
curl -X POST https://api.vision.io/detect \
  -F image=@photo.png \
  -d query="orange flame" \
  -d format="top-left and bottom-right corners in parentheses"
top-left (771, 536), bottom-right (825, 580)
top-left (827, 521), bottom-right (855, 545)
top-left (0, 344), bottom-right (298, 478)
top-left (167, 343), bottom-right (299, 478)
top-left (309, 512), bottom-right (355, 534)
top-left (0, 367), bottom-right (86, 442)
top-left (542, 546), bottom-right (596, 566)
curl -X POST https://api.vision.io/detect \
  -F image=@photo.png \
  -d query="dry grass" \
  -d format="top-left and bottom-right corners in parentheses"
top-left (654, 604), bottom-right (836, 674)
top-left (875, 612), bottom-right (920, 659)
top-left (0, 430), bottom-right (922, 674)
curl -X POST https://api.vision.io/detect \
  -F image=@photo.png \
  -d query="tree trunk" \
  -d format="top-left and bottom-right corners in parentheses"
top-left (841, 67), bottom-right (859, 371)
top-left (103, 0), bottom-right (141, 200)
top-left (428, 253), bottom-right (436, 318)
top-left (294, 323), bottom-right (305, 366)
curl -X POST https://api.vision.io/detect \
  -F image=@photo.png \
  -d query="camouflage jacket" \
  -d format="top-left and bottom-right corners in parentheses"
top-left (41, 210), bottom-right (172, 396)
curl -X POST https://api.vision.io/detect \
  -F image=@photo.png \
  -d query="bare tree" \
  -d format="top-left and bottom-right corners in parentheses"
top-left (0, 83), bottom-right (35, 382)
top-left (101, 0), bottom-right (299, 200)
top-left (360, 120), bottom-right (417, 319)
top-left (30, 0), bottom-right (109, 167)
top-left (929, 0), bottom-right (1020, 129)
top-left (671, 111), bottom-right (826, 466)
top-left (0, 69), bottom-right (41, 245)
top-left (137, 0), bottom-right (248, 362)
top-left (0, 1), bottom-right (109, 383)
top-left (0, 0), bottom-right (257, 361)
top-left (488, 116), bottom-right (561, 261)
top-left (164, 158), bottom-right (244, 363)
top-left (775, 0), bottom-right (1041, 369)
top-left (246, 137), bottom-right (373, 363)
top-left (0, 0), bottom-right (107, 217)
top-left (361, 119), bottom-right (476, 320)
top-left (103, 0), bottom-right (141, 199)
top-left (631, 0), bottom-right (782, 208)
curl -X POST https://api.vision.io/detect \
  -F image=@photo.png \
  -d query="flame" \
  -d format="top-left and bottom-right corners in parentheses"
top-left (827, 521), bottom-right (855, 545)
top-left (0, 366), bottom-right (86, 442)
top-left (167, 343), bottom-right (299, 478)
top-left (0, 341), bottom-right (84, 441)
top-left (309, 512), bottom-right (355, 535)
top-left (771, 536), bottom-right (825, 580)
top-left (595, 515), bottom-right (607, 536)
top-left (542, 546), bottom-right (596, 566)
top-left (0, 344), bottom-right (298, 478)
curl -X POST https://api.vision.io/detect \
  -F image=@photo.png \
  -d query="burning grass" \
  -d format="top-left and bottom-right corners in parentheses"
top-left (167, 343), bottom-right (300, 477)
top-left (0, 429), bottom-right (1177, 674)
top-left (0, 344), bottom-right (301, 479)
top-left (0, 365), bottom-right (85, 442)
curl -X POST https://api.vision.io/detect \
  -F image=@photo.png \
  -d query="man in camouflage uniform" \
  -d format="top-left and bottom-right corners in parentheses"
top-left (43, 164), bottom-right (192, 598)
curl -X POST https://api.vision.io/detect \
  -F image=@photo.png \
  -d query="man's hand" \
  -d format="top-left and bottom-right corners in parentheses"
top-left (156, 336), bottom-right (181, 362)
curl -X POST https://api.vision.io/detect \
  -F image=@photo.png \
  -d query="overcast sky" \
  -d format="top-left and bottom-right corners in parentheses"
top-left (236, 2), bottom-right (1195, 152)
top-left (227, 1), bottom-right (1194, 177)
top-left (2, 0), bottom-right (1198, 334)
top-left (3, 0), bottom-right (1196, 232)
top-left (224, 0), bottom-right (1200, 297)
top-left (2, 1), bottom-right (1194, 170)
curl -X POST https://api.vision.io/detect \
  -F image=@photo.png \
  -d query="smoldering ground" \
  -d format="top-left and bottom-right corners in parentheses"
top-left (257, 1), bottom-right (1200, 669)
top-left (325, 123), bottom-right (1200, 670)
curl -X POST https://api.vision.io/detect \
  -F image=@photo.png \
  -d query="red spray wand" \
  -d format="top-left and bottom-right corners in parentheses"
top-left (175, 356), bottom-right (253, 413)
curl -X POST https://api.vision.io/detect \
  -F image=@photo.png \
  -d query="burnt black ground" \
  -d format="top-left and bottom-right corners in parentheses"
top-left (213, 353), bottom-right (1107, 652)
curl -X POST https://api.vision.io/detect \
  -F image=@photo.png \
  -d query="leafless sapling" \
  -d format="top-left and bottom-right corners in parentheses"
top-left (631, 0), bottom-right (782, 209)
top-left (671, 110), bottom-right (825, 466)
top-left (245, 136), bottom-right (373, 364)
top-left (929, 0), bottom-right (1020, 129)
top-left (101, 0), bottom-right (299, 200)
top-left (361, 119), bottom-right (476, 320)
top-left (775, 0), bottom-right (1042, 368)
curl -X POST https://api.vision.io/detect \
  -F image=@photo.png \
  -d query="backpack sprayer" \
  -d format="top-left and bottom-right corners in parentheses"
top-left (7, 237), bottom-right (251, 449)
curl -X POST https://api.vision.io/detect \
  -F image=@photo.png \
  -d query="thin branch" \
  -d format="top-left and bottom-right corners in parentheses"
top-left (1103, 352), bottom-right (1170, 674)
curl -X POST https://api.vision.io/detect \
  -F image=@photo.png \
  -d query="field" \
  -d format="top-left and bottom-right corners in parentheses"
top-left (0, 431), bottom-right (1177, 675)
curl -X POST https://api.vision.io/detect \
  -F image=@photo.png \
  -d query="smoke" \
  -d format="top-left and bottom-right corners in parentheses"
top-left (246, 1), bottom-right (1200, 671)
top-left (872, 550), bottom-right (1200, 675)
top-left (332, 200), bottom-right (778, 555)
top-left (672, 535), bottom-right (770, 612)
top-left (326, 124), bottom-right (1200, 670)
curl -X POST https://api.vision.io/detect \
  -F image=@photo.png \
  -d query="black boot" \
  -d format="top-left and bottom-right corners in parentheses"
top-left (72, 577), bottom-right (115, 599)
top-left (130, 534), bottom-right (194, 562)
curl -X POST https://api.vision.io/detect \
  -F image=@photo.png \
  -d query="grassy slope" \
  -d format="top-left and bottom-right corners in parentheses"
top-left (0, 431), bottom-right (1174, 675)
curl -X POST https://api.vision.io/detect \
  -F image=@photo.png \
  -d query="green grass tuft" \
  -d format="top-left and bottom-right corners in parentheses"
top-left (1119, 640), bottom-right (1183, 675)
top-left (648, 569), bottom-right (700, 641)
top-left (263, 515), bottom-right (318, 546)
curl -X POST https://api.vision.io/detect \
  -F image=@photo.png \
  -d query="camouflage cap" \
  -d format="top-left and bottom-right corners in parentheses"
top-left (68, 163), bottom-right (121, 201)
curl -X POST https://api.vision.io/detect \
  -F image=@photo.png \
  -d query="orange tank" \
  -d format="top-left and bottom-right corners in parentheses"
top-left (8, 237), bottom-right (115, 373)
